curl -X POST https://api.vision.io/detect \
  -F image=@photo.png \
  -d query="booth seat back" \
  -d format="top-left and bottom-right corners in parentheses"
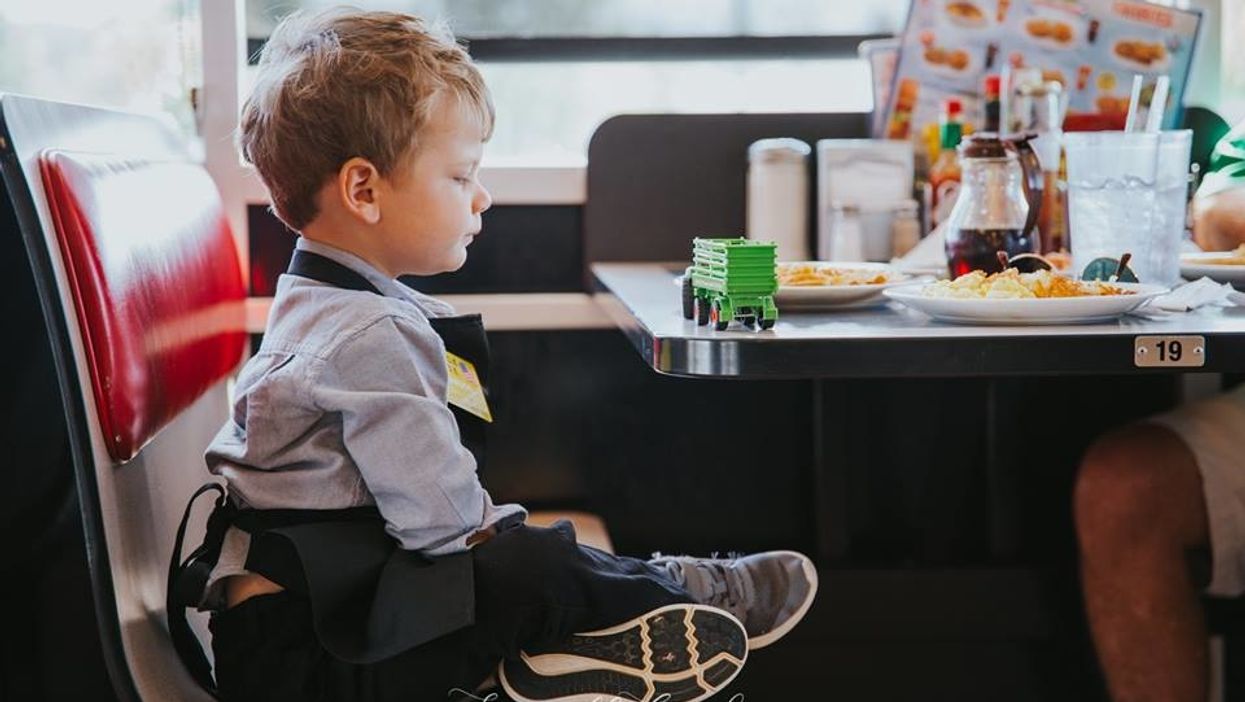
top-left (584, 112), bottom-right (870, 265)
top-left (1, 94), bottom-right (245, 701)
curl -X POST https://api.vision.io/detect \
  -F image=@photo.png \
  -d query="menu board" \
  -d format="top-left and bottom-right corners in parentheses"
top-left (881, 0), bottom-right (1201, 147)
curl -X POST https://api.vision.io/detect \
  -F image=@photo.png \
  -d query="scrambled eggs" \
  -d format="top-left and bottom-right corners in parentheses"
top-left (923, 269), bottom-right (1131, 299)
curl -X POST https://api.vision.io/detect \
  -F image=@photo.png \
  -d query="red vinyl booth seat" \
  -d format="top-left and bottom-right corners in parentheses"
top-left (39, 150), bottom-right (247, 462)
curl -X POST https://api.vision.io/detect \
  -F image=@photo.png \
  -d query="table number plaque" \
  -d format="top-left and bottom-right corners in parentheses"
top-left (1134, 335), bottom-right (1206, 368)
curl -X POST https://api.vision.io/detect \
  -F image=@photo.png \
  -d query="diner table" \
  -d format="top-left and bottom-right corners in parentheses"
top-left (592, 261), bottom-right (1245, 563)
top-left (593, 262), bottom-right (1245, 378)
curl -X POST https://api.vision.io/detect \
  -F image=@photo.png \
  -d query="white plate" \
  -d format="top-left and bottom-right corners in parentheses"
top-left (776, 262), bottom-right (914, 309)
top-left (1181, 252), bottom-right (1245, 286)
top-left (884, 282), bottom-right (1167, 325)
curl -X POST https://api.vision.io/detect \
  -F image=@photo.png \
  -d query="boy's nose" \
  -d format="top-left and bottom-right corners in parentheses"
top-left (474, 182), bottom-right (492, 215)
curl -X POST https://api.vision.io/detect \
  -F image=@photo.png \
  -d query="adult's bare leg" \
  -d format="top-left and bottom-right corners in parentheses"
top-left (1075, 423), bottom-right (1211, 702)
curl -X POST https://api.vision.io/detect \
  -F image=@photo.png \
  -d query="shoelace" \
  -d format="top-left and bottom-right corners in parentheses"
top-left (698, 560), bottom-right (743, 613)
top-left (656, 556), bottom-right (750, 619)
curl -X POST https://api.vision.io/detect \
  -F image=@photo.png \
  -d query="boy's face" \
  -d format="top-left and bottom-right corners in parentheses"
top-left (377, 97), bottom-right (492, 276)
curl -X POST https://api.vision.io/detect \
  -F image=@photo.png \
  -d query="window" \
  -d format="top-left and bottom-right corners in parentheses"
top-left (1223, 0), bottom-right (1245, 125)
top-left (246, 0), bottom-right (907, 166)
top-left (0, 0), bottom-right (202, 146)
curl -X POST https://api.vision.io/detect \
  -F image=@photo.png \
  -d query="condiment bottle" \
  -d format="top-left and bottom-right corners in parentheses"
top-left (929, 98), bottom-right (964, 227)
top-left (1019, 80), bottom-right (1067, 253)
top-left (943, 133), bottom-right (1044, 277)
top-left (891, 200), bottom-right (921, 258)
top-left (983, 74), bottom-right (1001, 133)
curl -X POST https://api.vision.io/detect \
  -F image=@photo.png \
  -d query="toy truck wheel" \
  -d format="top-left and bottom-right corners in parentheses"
top-left (711, 300), bottom-right (729, 331)
top-left (681, 275), bottom-right (695, 320)
top-left (742, 313), bottom-right (756, 328)
top-left (759, 317), bottom-right (776, 330)
top-left (695, 296), bottom-right (710, 326)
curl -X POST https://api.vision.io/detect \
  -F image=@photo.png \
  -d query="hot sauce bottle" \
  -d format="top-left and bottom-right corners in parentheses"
top-left (983, 75), bottom-right (1002, 133)
top-left (929, 98), bottom-right (964, 228)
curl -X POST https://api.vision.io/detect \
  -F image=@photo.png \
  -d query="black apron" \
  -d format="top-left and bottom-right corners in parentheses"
top-left (168, 250), bottom-right (500, 696)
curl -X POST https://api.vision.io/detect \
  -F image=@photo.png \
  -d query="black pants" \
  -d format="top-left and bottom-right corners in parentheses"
top-left (209, 522), bottom-right (691, 702)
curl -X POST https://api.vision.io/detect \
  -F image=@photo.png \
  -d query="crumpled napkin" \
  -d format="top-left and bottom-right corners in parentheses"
top-left (891, 223), bottom-right (946, 273)
top-left (1149, 277), bottom-right (1245, 312)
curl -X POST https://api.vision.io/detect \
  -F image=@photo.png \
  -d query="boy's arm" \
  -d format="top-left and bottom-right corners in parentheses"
top-left (314, 315), bottom-right (524, 556)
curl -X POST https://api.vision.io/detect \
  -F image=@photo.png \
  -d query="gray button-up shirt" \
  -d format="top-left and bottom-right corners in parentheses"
top-left (202, 237), bottom-right (525, 606)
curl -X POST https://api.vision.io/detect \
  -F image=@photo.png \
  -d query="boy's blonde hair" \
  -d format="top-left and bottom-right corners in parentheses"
top-left (239, 9), bottom-right (494, 230)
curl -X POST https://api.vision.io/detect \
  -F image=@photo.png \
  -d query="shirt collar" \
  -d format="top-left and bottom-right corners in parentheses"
top-left (293, 237), bottom-right (457, 318)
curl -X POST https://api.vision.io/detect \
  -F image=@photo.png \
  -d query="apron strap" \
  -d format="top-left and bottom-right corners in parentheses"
top-left (167, 482), bottom-right (229, 697)
top-left (287, 249), bottom-right (382, 295)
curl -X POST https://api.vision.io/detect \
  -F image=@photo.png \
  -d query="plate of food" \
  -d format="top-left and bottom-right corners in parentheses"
top-left (776, 262), bottom-right (914, 308)
top-left (1181, 246), bottom-right (1245, 285)
top-left (1112, 38), bottom-right (1170, 72)
top-left (1023, 16), bottom-right (1079, 50)
top-left (944, 0), bottom-right (988, 28)
top-left (884, 268), bottom-right (1166, 324)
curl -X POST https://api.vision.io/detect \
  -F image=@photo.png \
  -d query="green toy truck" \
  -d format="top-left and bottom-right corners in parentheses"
top-left (681, 237), bottom-right (778, 331)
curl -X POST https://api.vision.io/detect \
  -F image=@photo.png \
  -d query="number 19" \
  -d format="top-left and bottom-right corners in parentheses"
top-left (1156, 340), bottom-right (1183, 362)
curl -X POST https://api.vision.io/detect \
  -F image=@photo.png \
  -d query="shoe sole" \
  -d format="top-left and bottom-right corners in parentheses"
top-left (498, 603), bottom-right (747, 702)
top-left (747, 550), bottom-right (819, 650)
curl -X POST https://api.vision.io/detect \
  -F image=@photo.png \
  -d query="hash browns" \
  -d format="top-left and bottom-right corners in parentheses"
top-left (778, 263), bottom-right (895, 287)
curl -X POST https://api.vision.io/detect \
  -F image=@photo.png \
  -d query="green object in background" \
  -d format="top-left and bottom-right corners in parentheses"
top-left (1197, 117), bottom-right (1245, 199)
top-left (1182, 106), bottom-right (1232, 188)
top-left (682, 238), bottom-right (778, 331)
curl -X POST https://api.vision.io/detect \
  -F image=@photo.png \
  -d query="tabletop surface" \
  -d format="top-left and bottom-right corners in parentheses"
top-left (592, 262), bottom-right (1245, 378)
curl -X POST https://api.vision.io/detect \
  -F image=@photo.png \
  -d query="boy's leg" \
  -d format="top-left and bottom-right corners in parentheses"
top-left (368, 521), bottom-right (700, 697)
top-left (473, 522), bottom-right (748, 702)
top-left (209, 522), bottom-right (707, 702)
top-left (471, 520), bottom-right (695, 655)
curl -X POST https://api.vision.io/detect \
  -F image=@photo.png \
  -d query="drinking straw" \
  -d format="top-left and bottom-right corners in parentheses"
top-left (1144, 76), bottom-right (1170, 133)
top-left (1124, 75), bottom-right (1144, 133)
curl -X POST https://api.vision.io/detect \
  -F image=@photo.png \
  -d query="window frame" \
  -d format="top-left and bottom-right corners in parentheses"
top-left (247, 33), bottom-right (889, 65)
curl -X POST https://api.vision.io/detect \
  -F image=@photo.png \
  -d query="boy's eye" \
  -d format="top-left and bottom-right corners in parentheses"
top-left (453, 176), bottom-right (471, 185)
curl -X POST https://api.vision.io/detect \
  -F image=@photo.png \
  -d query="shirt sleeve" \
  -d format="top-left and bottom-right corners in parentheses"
top-left (312, 314), bottom-right (496, 555)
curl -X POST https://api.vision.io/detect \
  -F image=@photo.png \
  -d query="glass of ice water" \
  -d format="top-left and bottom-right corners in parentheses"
top-left (1065, 130), bottom-right (1191, 286)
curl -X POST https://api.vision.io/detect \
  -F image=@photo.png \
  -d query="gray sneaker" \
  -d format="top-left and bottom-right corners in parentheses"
top-left (650, 550), bottom-right (818, 650)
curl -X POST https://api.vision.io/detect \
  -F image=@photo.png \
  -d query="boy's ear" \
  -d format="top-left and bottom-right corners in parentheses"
top-left (337, 157), bottom-right (382, 225)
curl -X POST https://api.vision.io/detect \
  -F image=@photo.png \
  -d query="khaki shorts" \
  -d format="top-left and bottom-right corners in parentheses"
top-left (1151, 383), bottom-right (1245, 597)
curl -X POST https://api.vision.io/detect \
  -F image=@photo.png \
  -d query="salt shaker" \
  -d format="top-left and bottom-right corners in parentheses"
top-left (827, 204), bottom-right (865, 261)
top-left (747, 138), bottom-right (811, 261)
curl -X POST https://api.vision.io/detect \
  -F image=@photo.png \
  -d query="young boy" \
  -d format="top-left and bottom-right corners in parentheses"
top-left (180, 9), bottom-right (817, 702)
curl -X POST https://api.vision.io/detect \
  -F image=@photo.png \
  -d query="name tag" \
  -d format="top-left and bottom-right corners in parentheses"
top-left (445, 351), bottom-right (493, 422)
